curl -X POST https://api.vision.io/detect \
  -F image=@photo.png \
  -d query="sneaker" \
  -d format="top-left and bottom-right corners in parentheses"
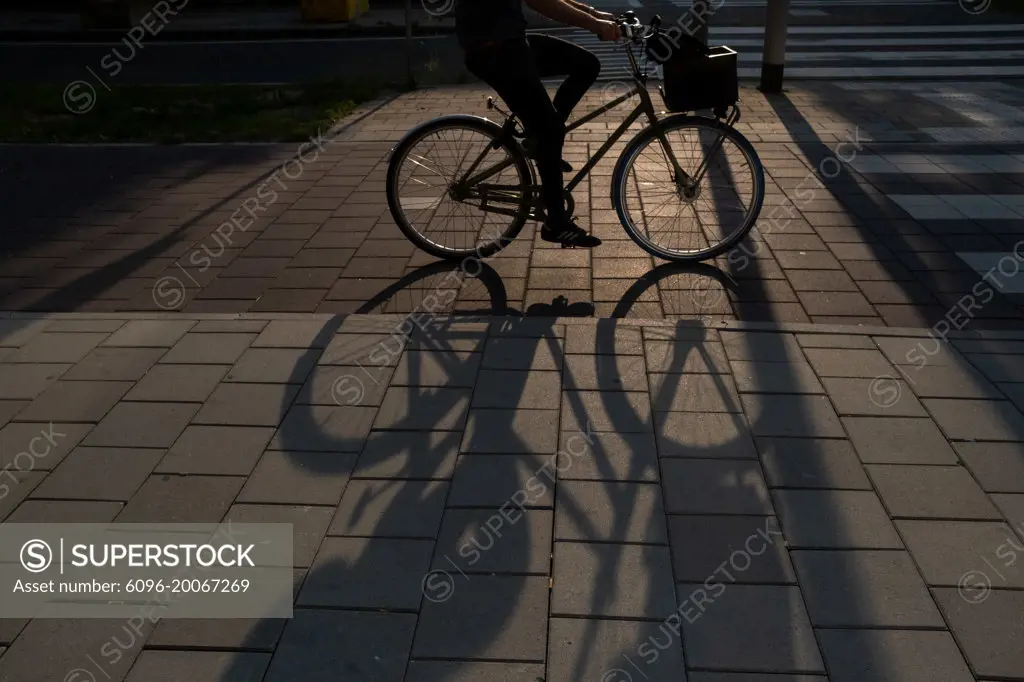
top-left (522, 138), bottom-right (573, 173)
top-left (541, 220), bottom-right (602, 248)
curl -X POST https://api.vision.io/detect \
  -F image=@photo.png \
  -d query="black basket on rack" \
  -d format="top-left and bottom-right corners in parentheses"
top-left (647, 30), bottom-right (739, 113)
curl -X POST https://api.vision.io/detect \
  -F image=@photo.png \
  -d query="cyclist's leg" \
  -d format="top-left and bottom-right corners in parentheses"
top-left (526, 33), bottom-right (601, 122)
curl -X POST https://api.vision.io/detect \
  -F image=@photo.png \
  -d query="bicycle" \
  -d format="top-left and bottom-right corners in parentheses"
top-left (385, 12), bottom-right (765, 263)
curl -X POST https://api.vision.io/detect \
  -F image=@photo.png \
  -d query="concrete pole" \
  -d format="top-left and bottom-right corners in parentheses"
top-left (759, 0), bottom-right (790, 93)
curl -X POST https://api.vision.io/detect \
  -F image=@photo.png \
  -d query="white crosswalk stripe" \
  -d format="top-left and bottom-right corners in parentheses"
top-left (548, 23), bottom-right (1024, 81)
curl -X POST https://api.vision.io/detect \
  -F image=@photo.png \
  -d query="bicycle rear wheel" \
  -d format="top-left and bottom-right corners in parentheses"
top-left (612, 115), bottom-right (765, 263)
top-left (386, 115), bottom-right (532, 260)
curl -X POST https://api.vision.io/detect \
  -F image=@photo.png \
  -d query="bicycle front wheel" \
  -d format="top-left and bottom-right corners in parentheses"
top-left (612, 115), bottom-right (765, 263)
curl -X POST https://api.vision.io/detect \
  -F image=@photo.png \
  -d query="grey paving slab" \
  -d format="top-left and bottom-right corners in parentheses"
top-left (238, 450), bottom-right (356, 506)
top-left (412, 575), bottom-right (548, 660)
top-left (897, 519), bottom-right (1024, 587)
top-left (816, 629), bottom-right (974, 682)
top-left (756, 438), bottom-right (871, 489)
top-left (867, 464), bottom-right (1001, 520)
top-left (296, 364), bottom-right (393, 407)
top-left (193, 383), bottom-right (299, 427)
top-left (116, 474), bottom-right (245, 523)
top-left (125, 650), bottom-right (271, 682)
top-left (434, 508), bottom-right (552, 574)
top-left (555, 481), bottom-right (667, 543)
top-left (83, 401), bottom-right (198, 448)
top-left (875, 335), bottom-right (966, 367)
top-left (14, 380), bottom-right (132, 423)
top-left (564, 323), bottom-right (643, 355)
top-left (159, 332), bottom-right (257, 365)
top-left (101, 319), bottom-right (195, 347)
top-left (843, 417), bottom-right (959, 464)
top-left (318, 332), bottom-right (401, 365)
top-left (124, 364), bottom-right (229, 402)
top-left (903, 364), bottom-right (1004, 399)
top-left (4, 332), bottom-right (107, 364)
top-left (0, 422), bottom-right (92, 471)
top-left (353, 429), bottom-right (461, 480)
top-left (251, 319), bottom-right (332, 348)
top-left (374, 386), bottom-right (471, 431)
top-left (552, 542), bottom-right (676, 619)
top-left (298, 536), bottom-right (434, 609)
top-left (331, 479), bottom-right (447, 537)
top-left (742, 394), bottom-right (845, 437)
top-left (563, 354), bottom-right (648, 392)
top-left (192, 320), bottom-right (268, 333)
top-left (265, 610), bottom-right (415, 682)
top-left (0, 401), bottom-right (26, 428)
top-left (792, 550), bottom-right (944, 628)
top-left (461, 408), bottom-right (559, 454)
top-left (924, 398), bottom-right (1024, 441)
top-left (6, 499), bottom-right (122, 523)
top-left (562, 390), bottom-right (652, 432)
top-left (650, 373), bottom-right (743, 413)
top-left (156, 425), bottom-right (274, 476)
top-left (145, 617), bottom-right (287, 653)
top-left (644, 341), bottom-right (731, 374)
top-left (0, 471), bottom-right (45, 521)
top-left (557, 430), bottom-right (659, 481)
top-left (655, 412), bottom-right (757, 459)
top-left (668, 515), bottom-right (796, 584)
top-left (225, 503), bottom-right (334, 568)
top-left (31, 446), bottom-right (163, 501)
top-left (730, 361), bottom-right (825, 394)
top-left (472, 369), bottom-right (561, 409)
top-left (391, 350), bottom-right (482, 387)
top-left (405, 661), bottom-right (547, 682)
top-left (681, 584), bottom-right (824, 673)
top-left (224, 348), bottom-right (317, 383)
top-left (804, 348), bottom-right (895, 378)
top-left (0, 364), bottom-right (70, 400)
top-left (689, 675), bottom-right (826, 682)
top-left (956, 442), bottom-right (1024, 492)
top-left (271, 404), bottom-right (377, 451)
top-left (448, 454), bottom-right (554, 508)
top-left (547, 617), bottom-right (687, 682)
top-left (721, 332), bottom-right (804, 363)
top-left (823, 377), bottom-right (927, 417)
top-left (967, 353), bottom-right (1024, 384)
top-left (0, 319), bottom-right (49, 347)
top-left (661, 459), bottom-right (773, 515)
top-left (63, 347), bottom-right (166, 381)
top-left (481, 336), bottom-right (563, 371)
top-left (992, 493), bottom-right (1024, 530)
top-left (933, 588), bottom-right (1024, 680)
top-left (797, 333), bottom-right (875, 350)
top-left (773, 490), bottom-right (903, 549)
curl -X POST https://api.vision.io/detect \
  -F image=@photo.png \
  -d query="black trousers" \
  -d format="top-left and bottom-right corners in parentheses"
top-left (465, 34), bottom-right (601, 223)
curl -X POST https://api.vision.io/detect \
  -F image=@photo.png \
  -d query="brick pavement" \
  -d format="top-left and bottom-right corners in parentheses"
top-left (3, 81), bottom-right (1024, 328)
top-left (0, 312), bottom-right (1023, 681)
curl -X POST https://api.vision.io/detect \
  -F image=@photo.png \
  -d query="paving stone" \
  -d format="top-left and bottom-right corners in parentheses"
top-left (844, 417), bottom-right (958, 464)
top-left (557, 430), bottom-right (659, 481)
top-left (31, 447), bottom-right (163, 501)
top-left (294, 363), bottom-right (393, 407)
top-left (644, 341), bottom-right (731, 374)
top-left (102, 320), bottom-right (195, 347)
top-left (434, 507), bottom-right (552, 574)
top-left (331, 479), bottom-right (447, 537)
top-left (156, 425), bottom-right (274, 475)
top-left (299, 536), bottom-right (433, 609)
top-left (160, 333), bottom-right (257, 364)
top-left (730, 361), bottom-right (825, 394)
top-left (461, 409), bottom-right (559, 454)
top-left (816, 629), bottom-right (973, 682)
top-left (689, 675), bottom-right (826, 682)
top-left (556, 481), bottom-right (666, 543)
top-left (668, 515), bottom-right (796, 583)
top-left (116, 474), bottom-right (245, 522)
top-left (563, 390), bottom-right (652, 432)
top-left (265, 610), bottom-right (415, 682)
top-left (742, 393), bottom-right (845, 437)
top-left (874, 335), bottom-right (965, 367)
top-left (374, 386), bottom-right (470, 431)
top-left (899, 519), bottom-right (1024, 586)
top-left (662, 459), bottom-right (773, 515)
top-left (903, 364), bottom-right (1003, 399)
top-left (867, 465), bottom-right (1000, 519)
top-left (650, 373), bottom-right (742, 412)
top-left (923, 398), bottom-right (1024, 441)
top-left (552, 542), bottom-right (675, 618)
top-left (933, 588), bottom-right (1024, 680)
top-left (796, 334), bottom-right (876, 350)
top-left (251, 319), bottom-right (333, 348)
top-left (6, 499), bottom-right (122, 523)
top-left (967, 353), bottom-right (1024, 383)
top-left (563, 354), bottom-right (648, 392)
top-left (773, 490), bottom-right (903, 549)
top-left (481, 336), bottom-right (562, 371)
top-left (681, 585), bottom-right (824, 673)
top-left (448, 454), bottom-right (554, 508)
top-left (405, 661), bottom-right (546, 682)
top-left (239, 450), bottom-right (355, 505)
top-left (823, 377), bottom-right (927, 417)
top-left (319, 331), bottom-right (403, 365)
top-left (803, 348), bottom-right (894, 378)
top-left (956, 442), bottom-right (1024, 492)
top-left (193, 383), bottom-right (299, 427)
top-left (0, 364), bottom-right (69, 400)
top-left (271, 404), bottom-right (376, 452)
top-left (224, 348), bottom-right (318, 384)
top-left (564, 323), bottom-right (644, 355)
top-left (352, 429), bottom-right (460, 480)
top-left (654, 412), bottom-right (757, 458)
top-left (391, 350), bottom-right (482, 387)
top-left (145, 617), bottom-right (286, 652)
top-left (125, 650), bottom-right (271, 682)
top-left (0, 401), bottom-right (26, 428)
top-left (991, 493), bottom-right (1024, 529)
top-left (757, 438), bottom-right (871, 489)
top-left (63, 347), bottom-right (165, 381)
top-left (225, 503), bottom-right (334, 567)
top-left (14, 379), bottom-right (131, 423)
top-left (792, 550), bottom-right (943, 627)
top-left (191, 320), bottom-right (268, 333)
top-left (124, 364), bottom-right (229, 402)
top-left (547, 617), bottom-right (687, 682)
top-left (84, 402), bottom-right (198, 448)
top-left (472, 370), bottom-right (561, 409)
top-left (413, 575), bottom-right (548, 660)
top-left (721, 332), bottom-right (804, 362)
top-left (0, 422), bottom-right (92, 471)
top-left (5, 332), bottom-right (107, 363)
top-left (0, 471), bottom-right (45, 521)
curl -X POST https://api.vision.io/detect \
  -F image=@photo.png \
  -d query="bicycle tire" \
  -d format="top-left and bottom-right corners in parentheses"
top-left (386, 115), bottom-right (532, 261)
top-left (612, 114), bottom-right (766, 263)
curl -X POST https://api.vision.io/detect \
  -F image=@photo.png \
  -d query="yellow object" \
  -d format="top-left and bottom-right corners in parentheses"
top-left (301, 0), bottom-right (365, 21)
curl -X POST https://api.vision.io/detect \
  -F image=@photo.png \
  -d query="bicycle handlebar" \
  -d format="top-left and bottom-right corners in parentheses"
top-left (616, 12), bottom-right (661, 44)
